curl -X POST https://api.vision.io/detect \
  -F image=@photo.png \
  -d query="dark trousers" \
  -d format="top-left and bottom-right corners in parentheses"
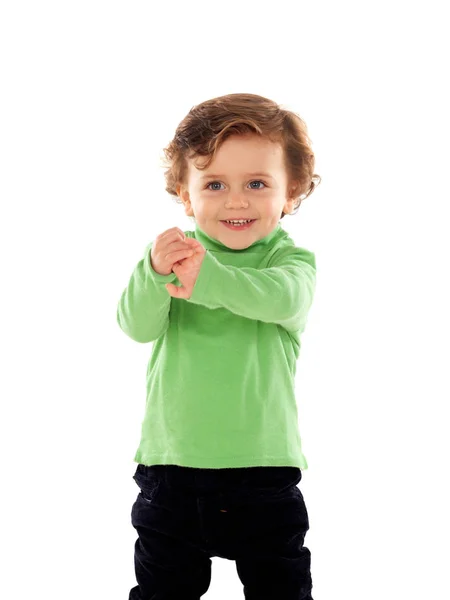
top-left (129, 463), bottom-right (313, 599)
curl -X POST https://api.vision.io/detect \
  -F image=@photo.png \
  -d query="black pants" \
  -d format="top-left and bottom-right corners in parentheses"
top-left (129, 464), bottom-right (313, 599)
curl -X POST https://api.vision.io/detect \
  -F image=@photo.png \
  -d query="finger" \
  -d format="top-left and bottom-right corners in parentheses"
top-left (165, 283), bottom-right (177, 296)
top-left (184, 237), bottom-right (200, 249)
top-left (159, 228), bottom-right (186, 243)
top-left (166, 238), bottom-right (192, 253)
top-left (167, 248), bottom-right (193, 262)
top-left (188, 239), bottom-right (204, 251)
top-left (166, 283), bottom-right (186, 298)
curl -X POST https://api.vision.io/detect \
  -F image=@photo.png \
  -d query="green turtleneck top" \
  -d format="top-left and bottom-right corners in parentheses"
top-left (117, 223), bottom-right (316, 469)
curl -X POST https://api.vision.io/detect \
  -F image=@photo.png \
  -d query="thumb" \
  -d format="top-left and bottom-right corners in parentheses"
top-left (166, 283), bottom-right (187, 298)
top-left (165, 283), bottom-right (177, 295)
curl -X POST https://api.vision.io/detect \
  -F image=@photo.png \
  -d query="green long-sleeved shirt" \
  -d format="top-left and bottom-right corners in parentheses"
top-left (117, 222), bottom-right (316, 470)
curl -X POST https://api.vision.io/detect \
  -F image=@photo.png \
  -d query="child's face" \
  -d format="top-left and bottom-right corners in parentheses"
top-left (176, 133), bottom-right (297, 249)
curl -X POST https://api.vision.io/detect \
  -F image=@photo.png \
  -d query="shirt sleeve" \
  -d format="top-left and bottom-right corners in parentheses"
top-left (116, 241), bottom-right (178, 343)
top-left (187, 246), bottom-right (317, 333)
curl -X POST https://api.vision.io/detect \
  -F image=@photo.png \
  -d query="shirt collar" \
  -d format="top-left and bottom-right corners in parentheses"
top-left (193, 222), bottom-right (284, 252)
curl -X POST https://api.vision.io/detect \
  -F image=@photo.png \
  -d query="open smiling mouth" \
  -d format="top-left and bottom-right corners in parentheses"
top-left (220, 219), bottom-right (257, 231)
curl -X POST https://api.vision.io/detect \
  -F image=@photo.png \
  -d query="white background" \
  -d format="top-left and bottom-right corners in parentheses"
top-left (1, 1), bottom-right (449, 598)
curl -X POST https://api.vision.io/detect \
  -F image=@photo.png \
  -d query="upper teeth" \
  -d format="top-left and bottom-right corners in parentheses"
top-left (226, 219), bottom-right (252, 223)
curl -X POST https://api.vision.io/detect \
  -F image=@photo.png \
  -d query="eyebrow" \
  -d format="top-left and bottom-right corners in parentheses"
top-left (199, 172), bottom-right (275, 180)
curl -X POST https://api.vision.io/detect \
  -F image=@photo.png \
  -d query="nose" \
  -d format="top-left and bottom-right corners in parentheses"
top-left (225, 193), bottom-right (248, 208)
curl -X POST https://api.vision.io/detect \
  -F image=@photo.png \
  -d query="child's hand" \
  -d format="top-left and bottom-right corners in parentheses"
top-left (150, 227), bottom-right (194, 276)
top-left (166, 238), bottom-right (206, 299)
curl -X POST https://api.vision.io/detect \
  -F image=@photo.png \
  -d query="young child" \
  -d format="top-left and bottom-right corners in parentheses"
top-left (117, 92), bottom-right (321, 600)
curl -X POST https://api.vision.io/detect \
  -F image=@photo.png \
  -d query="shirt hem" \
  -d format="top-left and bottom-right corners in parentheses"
top-left (133, 452), bottom-right (308, 470)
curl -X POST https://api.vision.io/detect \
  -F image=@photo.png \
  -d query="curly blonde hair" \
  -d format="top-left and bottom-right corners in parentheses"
top-left (160, 93), bottom-right (321, 219)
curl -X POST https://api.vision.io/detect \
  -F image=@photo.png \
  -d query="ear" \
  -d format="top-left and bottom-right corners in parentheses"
top-left (283, 192), bottom-right (296, 215)
top-left (283, 182), bottom-right (302, 214)
top-left (177, 183), bottom-right (194, 218)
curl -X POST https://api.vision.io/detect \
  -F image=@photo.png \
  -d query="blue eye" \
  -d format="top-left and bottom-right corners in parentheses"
top-left (249, 180), bottom-right (266, 189)
top-left (206, 180), bottom-right (267, 191)
top-left (206, 182), bottom-right (223, 191)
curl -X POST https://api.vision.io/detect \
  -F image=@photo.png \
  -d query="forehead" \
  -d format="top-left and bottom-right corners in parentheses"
top-left (188, 134), bottom-right (285, 179)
